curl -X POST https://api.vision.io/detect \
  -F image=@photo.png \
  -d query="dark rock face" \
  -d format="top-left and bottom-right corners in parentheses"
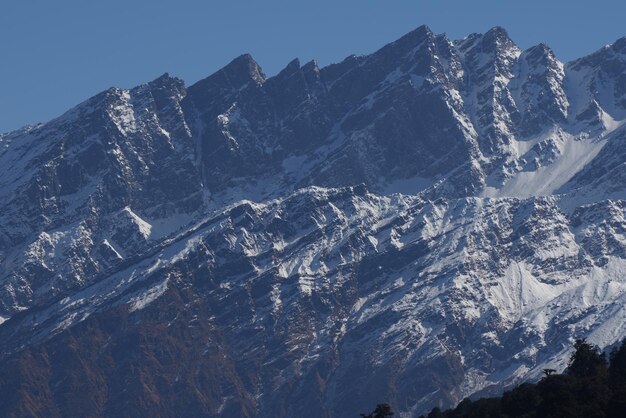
top-left (1, 26), bottom-right (626, 417)
top-left (182, 26), bottom-right (477, 197)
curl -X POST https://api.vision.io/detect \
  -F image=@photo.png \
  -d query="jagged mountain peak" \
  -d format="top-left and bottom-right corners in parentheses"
top-left (42, 74), bottom-right (184, 131)
top-left (565, 35), bottom-right (626, 122)
top-left (301, 59), bottom-right (321, 81)
top-left (302, 59), bottom-right (319, 71)
top-left (187, 53), bottom-right (266, 99)
top-left (455, 26), bottom-right (518, 55)
top-left (568, 35), bottom-right (626, 69)
top-left (523, 42), bottom-right (557, 60)
top-left (225, 52), bottom-right (266, 82)
top-left (225, 53), bottom-right (266, 84)
top-left (612, 35), bottom-right (626, 54)
top-left (274, 57), bottom-right (302, 79)
top-left (372, 24), bottom-right (436, 62)
top-left (479, 27), bottom-right (519, 58)
top-left (396, 24), bottom-right (435, 45)
top-left (147, 72), bottom-right (186, 91)
top-left (484, 25), bottom-right (512, 42)
top-left (2, 26), bottom-right (626, 418)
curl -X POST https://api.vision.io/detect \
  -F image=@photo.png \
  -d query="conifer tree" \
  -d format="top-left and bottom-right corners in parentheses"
top-left (567, 338), bottom-right (608, 378)
top-left (360, 403), bottom-right (394, 418)
top-left (608, 339), bottom-right (626, 418)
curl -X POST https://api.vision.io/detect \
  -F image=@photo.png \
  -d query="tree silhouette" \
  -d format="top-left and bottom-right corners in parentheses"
top-left (360, 403), bottom-right (394, 418)
top-left (609, 339), bottom-right (626, 386)
top-left (609, 339), bottom-right (626, 418)
top-left (567, 338), bottom-right (607, 378)
top-left (425, 406), bottom-right (443, 417)
top-left (393, 339), bottom-right (626, 417)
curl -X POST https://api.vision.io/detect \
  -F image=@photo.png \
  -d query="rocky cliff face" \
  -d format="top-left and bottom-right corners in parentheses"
top-left (0, 26), bottom-right (625, 417)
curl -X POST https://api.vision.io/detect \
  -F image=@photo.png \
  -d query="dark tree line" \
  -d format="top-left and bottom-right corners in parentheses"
top-left (361, 338), bottom-right (626, 418)
top-left (419, 338), bottom-right (626, 418)
top-left (361, 403), bottom-right (394, 418)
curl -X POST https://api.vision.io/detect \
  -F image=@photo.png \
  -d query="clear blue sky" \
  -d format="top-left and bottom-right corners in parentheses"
top-left (1, 0), bottom-right (624, 133)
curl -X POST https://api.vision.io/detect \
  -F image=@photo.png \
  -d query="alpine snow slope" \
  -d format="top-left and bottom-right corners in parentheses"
top-left (1, 26), bottom-right (626, 417)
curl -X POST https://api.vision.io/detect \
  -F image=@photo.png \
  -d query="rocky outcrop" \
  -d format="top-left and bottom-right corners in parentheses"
top-left (1, 26), bottom-right (626, 417)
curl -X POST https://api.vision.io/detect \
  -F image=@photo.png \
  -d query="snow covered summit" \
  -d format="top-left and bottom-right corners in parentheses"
top-left (0, 26), bottom-right (625, 417)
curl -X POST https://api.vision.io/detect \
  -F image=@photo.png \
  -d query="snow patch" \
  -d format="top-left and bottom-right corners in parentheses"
top-left (123, 207), bottom-right (153, 239)
top-left (383, 176), bottom-right (433, 195)
top-left (483, 132), bottom-right (607, 198)
top-left (128, 279), bottom-right (169, 312)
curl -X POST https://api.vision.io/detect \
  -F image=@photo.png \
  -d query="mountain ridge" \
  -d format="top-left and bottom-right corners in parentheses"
top-left (1, 25), bottom-right (626, 417)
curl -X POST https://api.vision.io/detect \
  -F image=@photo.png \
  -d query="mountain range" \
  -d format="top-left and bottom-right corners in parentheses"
top-left (0, 25), bottom-right (625, 417)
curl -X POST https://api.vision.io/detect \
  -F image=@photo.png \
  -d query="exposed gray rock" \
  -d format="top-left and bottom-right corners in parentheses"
top-left (1, 26), bottom-right (626, 418)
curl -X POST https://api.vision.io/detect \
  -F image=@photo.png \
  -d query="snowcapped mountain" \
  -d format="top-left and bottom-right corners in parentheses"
top-left (0, 26), bottom-right (625, 417)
